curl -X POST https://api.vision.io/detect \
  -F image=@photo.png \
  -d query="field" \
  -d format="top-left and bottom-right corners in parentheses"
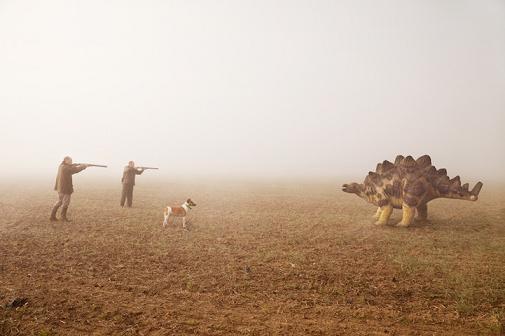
top-left (1, 179), bottom-right (504, 335)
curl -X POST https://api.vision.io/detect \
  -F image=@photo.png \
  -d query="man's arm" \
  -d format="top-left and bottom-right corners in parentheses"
top-left (135, 168), bottom-right (144, 175)
top-left (70, 164), bottom-right (87, 174)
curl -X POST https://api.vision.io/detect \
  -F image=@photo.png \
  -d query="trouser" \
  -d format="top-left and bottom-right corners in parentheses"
top-left (51, 192), bottom-right (71, 218)
top-left (54, 192), bottom-right (71, 209)
top-left (121, 184), bottom-right (134, 207)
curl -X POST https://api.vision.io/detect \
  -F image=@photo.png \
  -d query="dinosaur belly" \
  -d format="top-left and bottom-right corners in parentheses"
top-left (390, 197), bottom-right (403, 208)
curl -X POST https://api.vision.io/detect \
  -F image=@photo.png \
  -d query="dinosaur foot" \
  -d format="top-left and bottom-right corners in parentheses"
top-left (374, 220), bottom-right (388, 226)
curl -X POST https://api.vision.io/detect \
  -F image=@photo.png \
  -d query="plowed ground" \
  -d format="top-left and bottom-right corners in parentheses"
top-left (1, 180), bottom-right (504, 335)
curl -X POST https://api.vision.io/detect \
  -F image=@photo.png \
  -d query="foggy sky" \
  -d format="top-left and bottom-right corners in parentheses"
top-left (1, 0), bottom-right (504, 181)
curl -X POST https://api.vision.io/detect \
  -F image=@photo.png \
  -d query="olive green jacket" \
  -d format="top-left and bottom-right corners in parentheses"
top-left (54, 163), bottom-right (86, 194)
top-left (121, 167), bottom-right (143, 186)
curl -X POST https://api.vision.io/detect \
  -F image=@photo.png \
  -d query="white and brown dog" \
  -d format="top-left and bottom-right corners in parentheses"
top-left (163, 198), bottom-right (196, 228)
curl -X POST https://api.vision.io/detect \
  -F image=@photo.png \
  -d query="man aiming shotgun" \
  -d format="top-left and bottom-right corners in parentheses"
top-left (121, 161), bottom-right (158, 207)
top-left (50, 156), bottom-right (107, 222)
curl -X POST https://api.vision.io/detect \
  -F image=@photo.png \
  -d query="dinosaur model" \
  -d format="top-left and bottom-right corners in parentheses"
top-left (342, 155), bottom-right (483, 226)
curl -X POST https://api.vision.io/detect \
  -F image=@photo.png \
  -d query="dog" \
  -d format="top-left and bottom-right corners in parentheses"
top-left (163, 198), bottom-right (196, 228)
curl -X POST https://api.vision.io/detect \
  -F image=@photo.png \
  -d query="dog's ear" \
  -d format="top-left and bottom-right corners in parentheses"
top-left (187, 198), bottom-right (191, 203)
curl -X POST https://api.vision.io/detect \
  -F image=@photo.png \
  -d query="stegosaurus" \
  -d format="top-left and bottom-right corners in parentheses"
top-left (342, 155), bottom-right (483, 226)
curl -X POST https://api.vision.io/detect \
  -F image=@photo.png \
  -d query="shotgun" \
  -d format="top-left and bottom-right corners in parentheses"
top-left (73, 163), bottom-right (108, 168)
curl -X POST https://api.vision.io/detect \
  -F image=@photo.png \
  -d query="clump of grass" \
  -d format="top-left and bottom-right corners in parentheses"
top-left (38, 330), bottom-right (54, 336)
top-left (455, 293), bottom-right (476, 317)
top-left (183, 276), bottom-right (202, 293)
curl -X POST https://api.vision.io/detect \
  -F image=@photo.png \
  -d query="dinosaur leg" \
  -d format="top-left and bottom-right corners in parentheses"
top-left (398, 204), bottom-right (415, 227)
top-left (375, 205), bottom-right (393, 226)
top-left (373, 207), bottom-right (382, 219)
top-left (416, 203), bottom-right (428, 221)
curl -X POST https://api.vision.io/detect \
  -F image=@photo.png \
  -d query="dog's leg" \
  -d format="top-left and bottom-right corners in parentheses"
top-left (182, 217), bottom-right (186, 229)
top-left (163, 207), bottom-right (169, 227)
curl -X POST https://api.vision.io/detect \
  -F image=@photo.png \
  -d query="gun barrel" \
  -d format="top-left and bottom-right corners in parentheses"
top-left (139, 167), bottom-right (159, 170)
top-left (75, 163), bottom-right (108, 168)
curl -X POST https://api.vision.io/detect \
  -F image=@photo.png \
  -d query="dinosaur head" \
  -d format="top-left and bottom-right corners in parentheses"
top-left (342, 182), bottom-right (364, 195)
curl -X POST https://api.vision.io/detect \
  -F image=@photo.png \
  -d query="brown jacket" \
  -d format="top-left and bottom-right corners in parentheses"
top-left (54, 163), bottom-right (86, 194)
top-left (121, 167), bottom-right (143, 186)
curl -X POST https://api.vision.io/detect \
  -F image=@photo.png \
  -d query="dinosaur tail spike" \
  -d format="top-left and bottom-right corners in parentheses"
top-left (471, 182), bottom-right (483, 196)
top-left (437, 168), bottom-right (447, 176)
top-left (461, 183), bottom-right (469, 192)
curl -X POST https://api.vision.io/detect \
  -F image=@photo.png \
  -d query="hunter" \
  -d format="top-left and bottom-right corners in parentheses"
top-left (120, 161), bottom-right (144, 207)
top-left (50, 156), bottom-right (88, 221)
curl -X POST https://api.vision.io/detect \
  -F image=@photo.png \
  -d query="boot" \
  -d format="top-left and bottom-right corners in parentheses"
top-left (50, 206), bottom-right (59, 221)
top-left (61, 206), bottom-right (71, 222)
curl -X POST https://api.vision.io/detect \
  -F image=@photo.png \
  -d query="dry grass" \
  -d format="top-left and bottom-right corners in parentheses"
top-left (1, 179), bottom-right (504, 335)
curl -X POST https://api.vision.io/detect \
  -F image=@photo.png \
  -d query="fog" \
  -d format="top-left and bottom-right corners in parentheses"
top-left (1, 0), bottom-right (504, 181)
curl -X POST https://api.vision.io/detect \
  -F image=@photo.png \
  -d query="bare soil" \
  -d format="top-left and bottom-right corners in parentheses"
top-left (1, 180), bottom-right (504, 335)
